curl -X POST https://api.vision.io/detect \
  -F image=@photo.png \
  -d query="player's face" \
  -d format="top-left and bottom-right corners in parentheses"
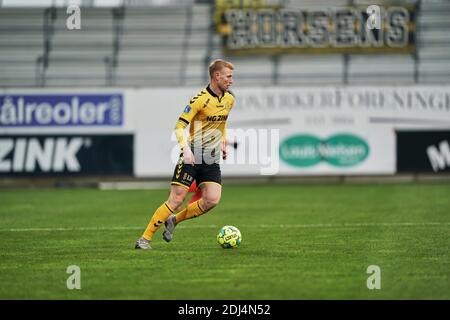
top-left (216, 67), bottom-right (233, 92)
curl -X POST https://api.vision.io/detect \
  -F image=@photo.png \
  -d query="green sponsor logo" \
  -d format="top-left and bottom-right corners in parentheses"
top-left (280, 134), bottom-right (369, 167)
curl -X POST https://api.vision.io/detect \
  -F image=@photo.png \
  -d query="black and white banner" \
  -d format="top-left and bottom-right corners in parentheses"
top-left (0, 134), bottom-right (133, 176)
top-left (397, 131), bottom-right (450, 173)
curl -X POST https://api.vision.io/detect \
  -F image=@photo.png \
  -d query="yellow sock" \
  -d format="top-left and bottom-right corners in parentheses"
top-left (142, 202), bottom-right (174, 240)
top-left (175, 200), bottom-right (206, 224)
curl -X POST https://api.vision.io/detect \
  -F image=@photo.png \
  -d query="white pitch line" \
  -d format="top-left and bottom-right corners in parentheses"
top-left (0, 222), bottom-right (449, 233)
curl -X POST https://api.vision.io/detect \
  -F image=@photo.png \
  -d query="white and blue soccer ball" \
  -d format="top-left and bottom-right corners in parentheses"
top-left (217, 225), bottom-right (242, 249)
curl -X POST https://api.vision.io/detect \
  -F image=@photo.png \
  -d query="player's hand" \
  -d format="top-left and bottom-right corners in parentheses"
top-left (221, 142), bottom-right (228, 160)
top-left (182, 145), bottom-right (195, 166)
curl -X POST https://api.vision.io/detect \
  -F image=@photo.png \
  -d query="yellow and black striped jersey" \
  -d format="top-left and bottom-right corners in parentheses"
top-left (175, 85), bottom-right (234, 150)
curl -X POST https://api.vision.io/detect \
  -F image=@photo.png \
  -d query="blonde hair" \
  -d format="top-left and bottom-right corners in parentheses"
top-left (209, 59), bottom-right (234, 78)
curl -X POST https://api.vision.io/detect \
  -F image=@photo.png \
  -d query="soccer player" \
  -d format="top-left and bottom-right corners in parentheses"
top-left (135, 59), bottom-right (235, 249)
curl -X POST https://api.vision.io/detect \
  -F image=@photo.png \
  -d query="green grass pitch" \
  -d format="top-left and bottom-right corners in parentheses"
top-left (0, 183), bottom-right (449, 299)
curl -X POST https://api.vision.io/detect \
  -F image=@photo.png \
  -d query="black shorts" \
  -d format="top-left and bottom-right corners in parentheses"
top-left (171, 153), bottom-right (222, 189)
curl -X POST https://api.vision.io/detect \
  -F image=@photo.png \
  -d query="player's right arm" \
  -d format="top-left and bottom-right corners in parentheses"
top-left (174, 98), bottom-right (202, 165)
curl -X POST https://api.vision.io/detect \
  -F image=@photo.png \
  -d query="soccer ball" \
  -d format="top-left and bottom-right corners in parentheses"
top-left (217, 225), bottom-right (242, 249)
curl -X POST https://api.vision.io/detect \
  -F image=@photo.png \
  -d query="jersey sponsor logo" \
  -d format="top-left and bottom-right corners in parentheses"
top-left (0, 94), bottom-right (123, 127)
top-left (207, 115), bottom-right (228, 122)
top-left (184, 105), bottom-right (191, 113)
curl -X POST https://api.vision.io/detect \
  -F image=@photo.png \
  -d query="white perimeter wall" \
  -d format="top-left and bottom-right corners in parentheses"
top-left (1, 85), bottom-right (450, 177)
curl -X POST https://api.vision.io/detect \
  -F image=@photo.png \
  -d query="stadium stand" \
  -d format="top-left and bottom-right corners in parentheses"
top-left (45, 7), bottom-right (114, 87)
top-left (0, 0), bottom-right (449, 87)
top-left (0, 8), bottom-right (45, 87)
